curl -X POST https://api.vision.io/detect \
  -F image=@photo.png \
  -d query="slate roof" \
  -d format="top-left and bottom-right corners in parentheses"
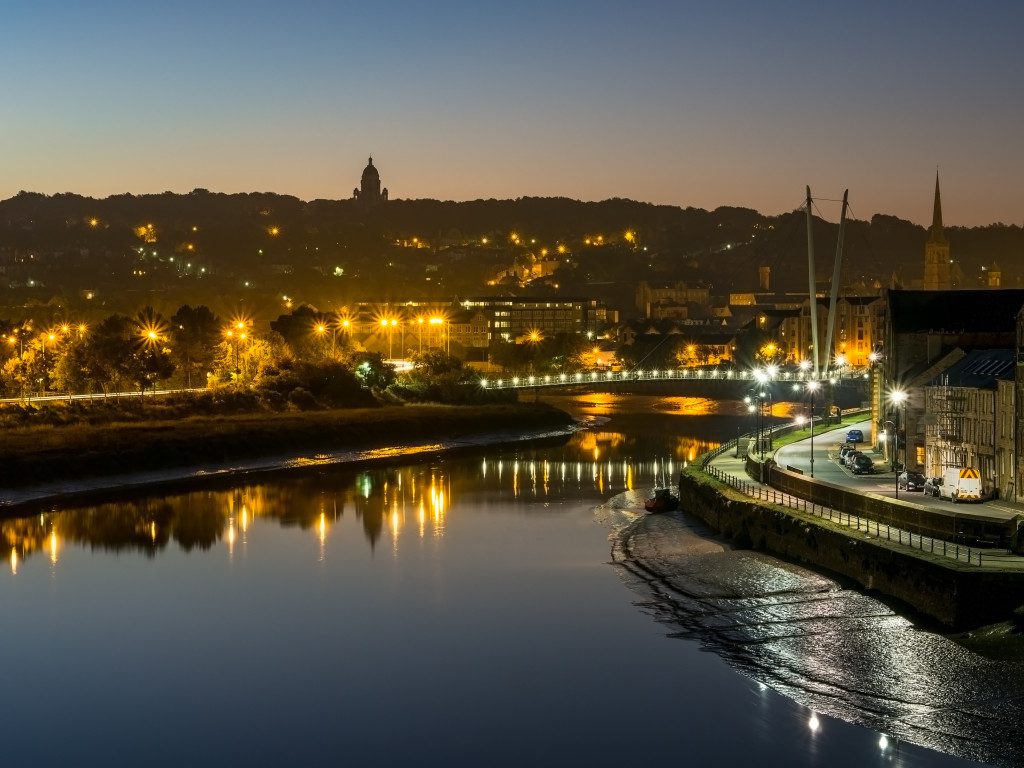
top-left (888, 289), bottom-right (1024, 335)
top-left (928, 348), bottom-right (1015, 389)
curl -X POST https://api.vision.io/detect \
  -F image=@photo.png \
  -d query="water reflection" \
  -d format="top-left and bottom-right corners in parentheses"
top-left (3, 422), bottom-right (717, 570)
top-left (0, 392), bottom-right (978, 767)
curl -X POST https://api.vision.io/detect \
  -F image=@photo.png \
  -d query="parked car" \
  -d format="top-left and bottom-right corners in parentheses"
top-left (923, 477), bottom-right (942, 497)
top-left (846, 429), bottom-right (864, 443)
top-left (851, 455), bottom-right (874, 474)
top-left (838, 445), bottom-right (857, 461)
top-left (898, 471), bottom-right (926, 491)
top-left (845, 450), bottom-right (865, 468)
top-left (939, 467), bottom-right (983, 502)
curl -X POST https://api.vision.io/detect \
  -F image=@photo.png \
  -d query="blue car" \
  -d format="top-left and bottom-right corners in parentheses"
top-left (846, 429), bottom-right (864, 443)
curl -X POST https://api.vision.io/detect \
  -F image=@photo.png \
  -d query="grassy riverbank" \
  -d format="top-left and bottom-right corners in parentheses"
top-left (0, 402), bottom-right (575, 489)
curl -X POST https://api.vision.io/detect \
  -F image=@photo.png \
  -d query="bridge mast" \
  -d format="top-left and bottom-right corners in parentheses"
top-left (805, 187), bottom-right (819, 377)
top-left (822, 189), bottom-right (848, 377)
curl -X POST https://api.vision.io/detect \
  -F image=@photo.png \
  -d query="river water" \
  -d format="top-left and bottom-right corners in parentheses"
top-left (0, 393), bottom-right (1014, 766)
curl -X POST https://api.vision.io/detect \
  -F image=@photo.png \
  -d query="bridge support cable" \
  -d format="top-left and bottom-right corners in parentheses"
top-left (821, 189), bottom-right (848, 378)
top-left (805, 186), bottom-right (819, 377)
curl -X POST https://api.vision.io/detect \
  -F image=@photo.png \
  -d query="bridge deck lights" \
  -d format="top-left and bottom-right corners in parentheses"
top-left (481, 379), bottom-right (489, 388)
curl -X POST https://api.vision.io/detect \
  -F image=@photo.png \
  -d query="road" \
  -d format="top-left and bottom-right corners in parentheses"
top-left (774, 420), bottom-right (1019, 522)
top-left (0, 387), bottom-right (203, 404)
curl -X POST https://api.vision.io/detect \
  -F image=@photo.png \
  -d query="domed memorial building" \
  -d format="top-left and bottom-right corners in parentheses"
top-left (352, 156), bottom-right (388, 205)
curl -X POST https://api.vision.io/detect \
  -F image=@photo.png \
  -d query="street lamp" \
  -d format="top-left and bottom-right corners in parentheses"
top-left (40, 331), bottom-right (57, 396)
top-left (807, 380), bottom-right (820, 478)
top-left (882, 420), bottom-right (897, 498)
top-left (313, 321), bottom-right (335, 357)
top-left (746, 402), bottom-right (756, 457)
top-left (380, 317), bottom-right (396, 358)
top-left (224, 326), bottom-right (248, 375)
top-left (429, 316), bottom-right (449, 355)
top-left (889, 388), bottom-right (908, 496)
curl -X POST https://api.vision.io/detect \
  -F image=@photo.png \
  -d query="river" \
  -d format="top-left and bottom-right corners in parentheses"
top-left (0, 393), bottom-right (1013, 766)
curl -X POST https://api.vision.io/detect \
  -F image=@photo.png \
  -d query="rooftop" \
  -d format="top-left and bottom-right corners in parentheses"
top-left (928, 348), bottom-right (1015, 389)
top-left (888, 289), bottom-right (1024, 335)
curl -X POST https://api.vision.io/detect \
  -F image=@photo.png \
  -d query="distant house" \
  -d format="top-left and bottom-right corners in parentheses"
top-left (923, 349), bottom-right (1014, 494)
top-left (882, 288), bottom-right (1024, 472)
top-left (635, 281), bottom-right (709, 318)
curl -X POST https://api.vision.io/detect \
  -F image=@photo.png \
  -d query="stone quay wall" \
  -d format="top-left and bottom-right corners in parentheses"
top-left (679, 468), bottom-right (1024, 628)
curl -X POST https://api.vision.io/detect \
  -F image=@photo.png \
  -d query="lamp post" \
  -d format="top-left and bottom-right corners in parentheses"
top-left (40, 331), bottom-right (56, 396)
top-left (764, 364), bottom-right (778, 450)
top-left (746, 402), bottom-right (756, 457)
top-left (339, 316), bottom-right (352, 350)
top-left (430, 316), bottom-right (449, 355)
top-left (883, 420), bottom-right (897, 498)
top-left (889, 389), bottom-right (908, 498)
top-left (225, 324), bottom-right (248, 377)
top-left (807, 380), bottom-right (820, 478)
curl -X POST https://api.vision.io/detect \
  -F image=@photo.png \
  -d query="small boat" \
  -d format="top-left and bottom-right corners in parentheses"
top-left (644, 487), bottom-right (679, 513)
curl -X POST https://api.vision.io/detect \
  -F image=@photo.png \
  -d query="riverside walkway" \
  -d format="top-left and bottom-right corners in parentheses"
top-left (703, 421), bottom-right (1024, 571)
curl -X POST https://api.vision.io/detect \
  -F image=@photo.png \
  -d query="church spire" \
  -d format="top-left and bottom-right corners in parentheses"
top-left (929, 170), bottom-right (946, 243)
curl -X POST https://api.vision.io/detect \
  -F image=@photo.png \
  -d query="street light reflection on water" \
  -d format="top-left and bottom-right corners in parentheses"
top-left (0, 393), bottom-right (996, 766)
top-left (0, 393), bottom-right (744, 573)
top-left (2, 432), bottom-right (700, 567)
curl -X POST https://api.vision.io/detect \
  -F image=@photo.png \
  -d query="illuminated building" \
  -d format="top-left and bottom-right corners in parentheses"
top-left (353, 156), bottom-right (389, 206)
top-left (923, 172), bottom-right (951, 290)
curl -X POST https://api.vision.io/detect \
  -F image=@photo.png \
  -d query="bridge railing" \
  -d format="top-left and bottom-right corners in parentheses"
top-left (702, 462), bottom-right (984, 567)
top-left (480, 366), bottom-right (869, 390)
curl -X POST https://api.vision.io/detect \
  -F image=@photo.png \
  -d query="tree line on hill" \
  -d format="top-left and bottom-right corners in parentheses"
top-left (1, 191), bottom-right (1021, 319)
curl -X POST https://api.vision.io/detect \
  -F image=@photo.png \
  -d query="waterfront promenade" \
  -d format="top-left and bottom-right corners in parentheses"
top-left (704, 421), bottom-right (1024, 571)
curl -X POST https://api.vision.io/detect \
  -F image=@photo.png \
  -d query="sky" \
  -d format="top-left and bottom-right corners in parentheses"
top-left (1, 0), bottom-right (1021, 226)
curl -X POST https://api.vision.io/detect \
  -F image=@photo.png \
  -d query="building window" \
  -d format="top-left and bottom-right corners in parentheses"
top-left (916, 447), bottom-right (925, 466)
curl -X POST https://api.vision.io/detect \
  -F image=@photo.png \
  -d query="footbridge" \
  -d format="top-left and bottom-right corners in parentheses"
top-left (480, 366), bottom-right (870, 391)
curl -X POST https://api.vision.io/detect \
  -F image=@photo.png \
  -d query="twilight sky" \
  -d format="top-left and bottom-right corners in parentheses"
top-left (1, 0), bottom-right (1021, 225)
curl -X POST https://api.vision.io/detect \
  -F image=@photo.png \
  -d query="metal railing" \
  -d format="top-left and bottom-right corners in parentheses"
top-left (0, 387), bottom-right (205, 404)
top-left (696, 416), bottom-right (986, 568)
top-left (481, 366), bottom-right (869, 390)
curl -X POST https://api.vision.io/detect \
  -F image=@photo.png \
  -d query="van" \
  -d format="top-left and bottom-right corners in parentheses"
top-left (939, 467), bottom-right (983, 502)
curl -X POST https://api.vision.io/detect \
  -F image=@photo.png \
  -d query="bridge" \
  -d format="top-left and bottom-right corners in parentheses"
top-left (480, 366), bottom-right (870, 391)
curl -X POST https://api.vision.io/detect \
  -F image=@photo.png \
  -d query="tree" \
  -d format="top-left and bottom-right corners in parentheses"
top-left (128, 308), bottom-right (176, 393)
top-left (350, 352), bottom-right (395, 390)
top-left (0, 350), bottom-right (34, 398)
top-left (270, 305), bottom-right (334, 362)
top-left (50, 340), bottom-right (92, 394)
top-left (85, 314), bottom-right (136, 392)
top-left (170, 305), bottom-right (220, 387)
top-left (212, 331), bottom-right (284, 388)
